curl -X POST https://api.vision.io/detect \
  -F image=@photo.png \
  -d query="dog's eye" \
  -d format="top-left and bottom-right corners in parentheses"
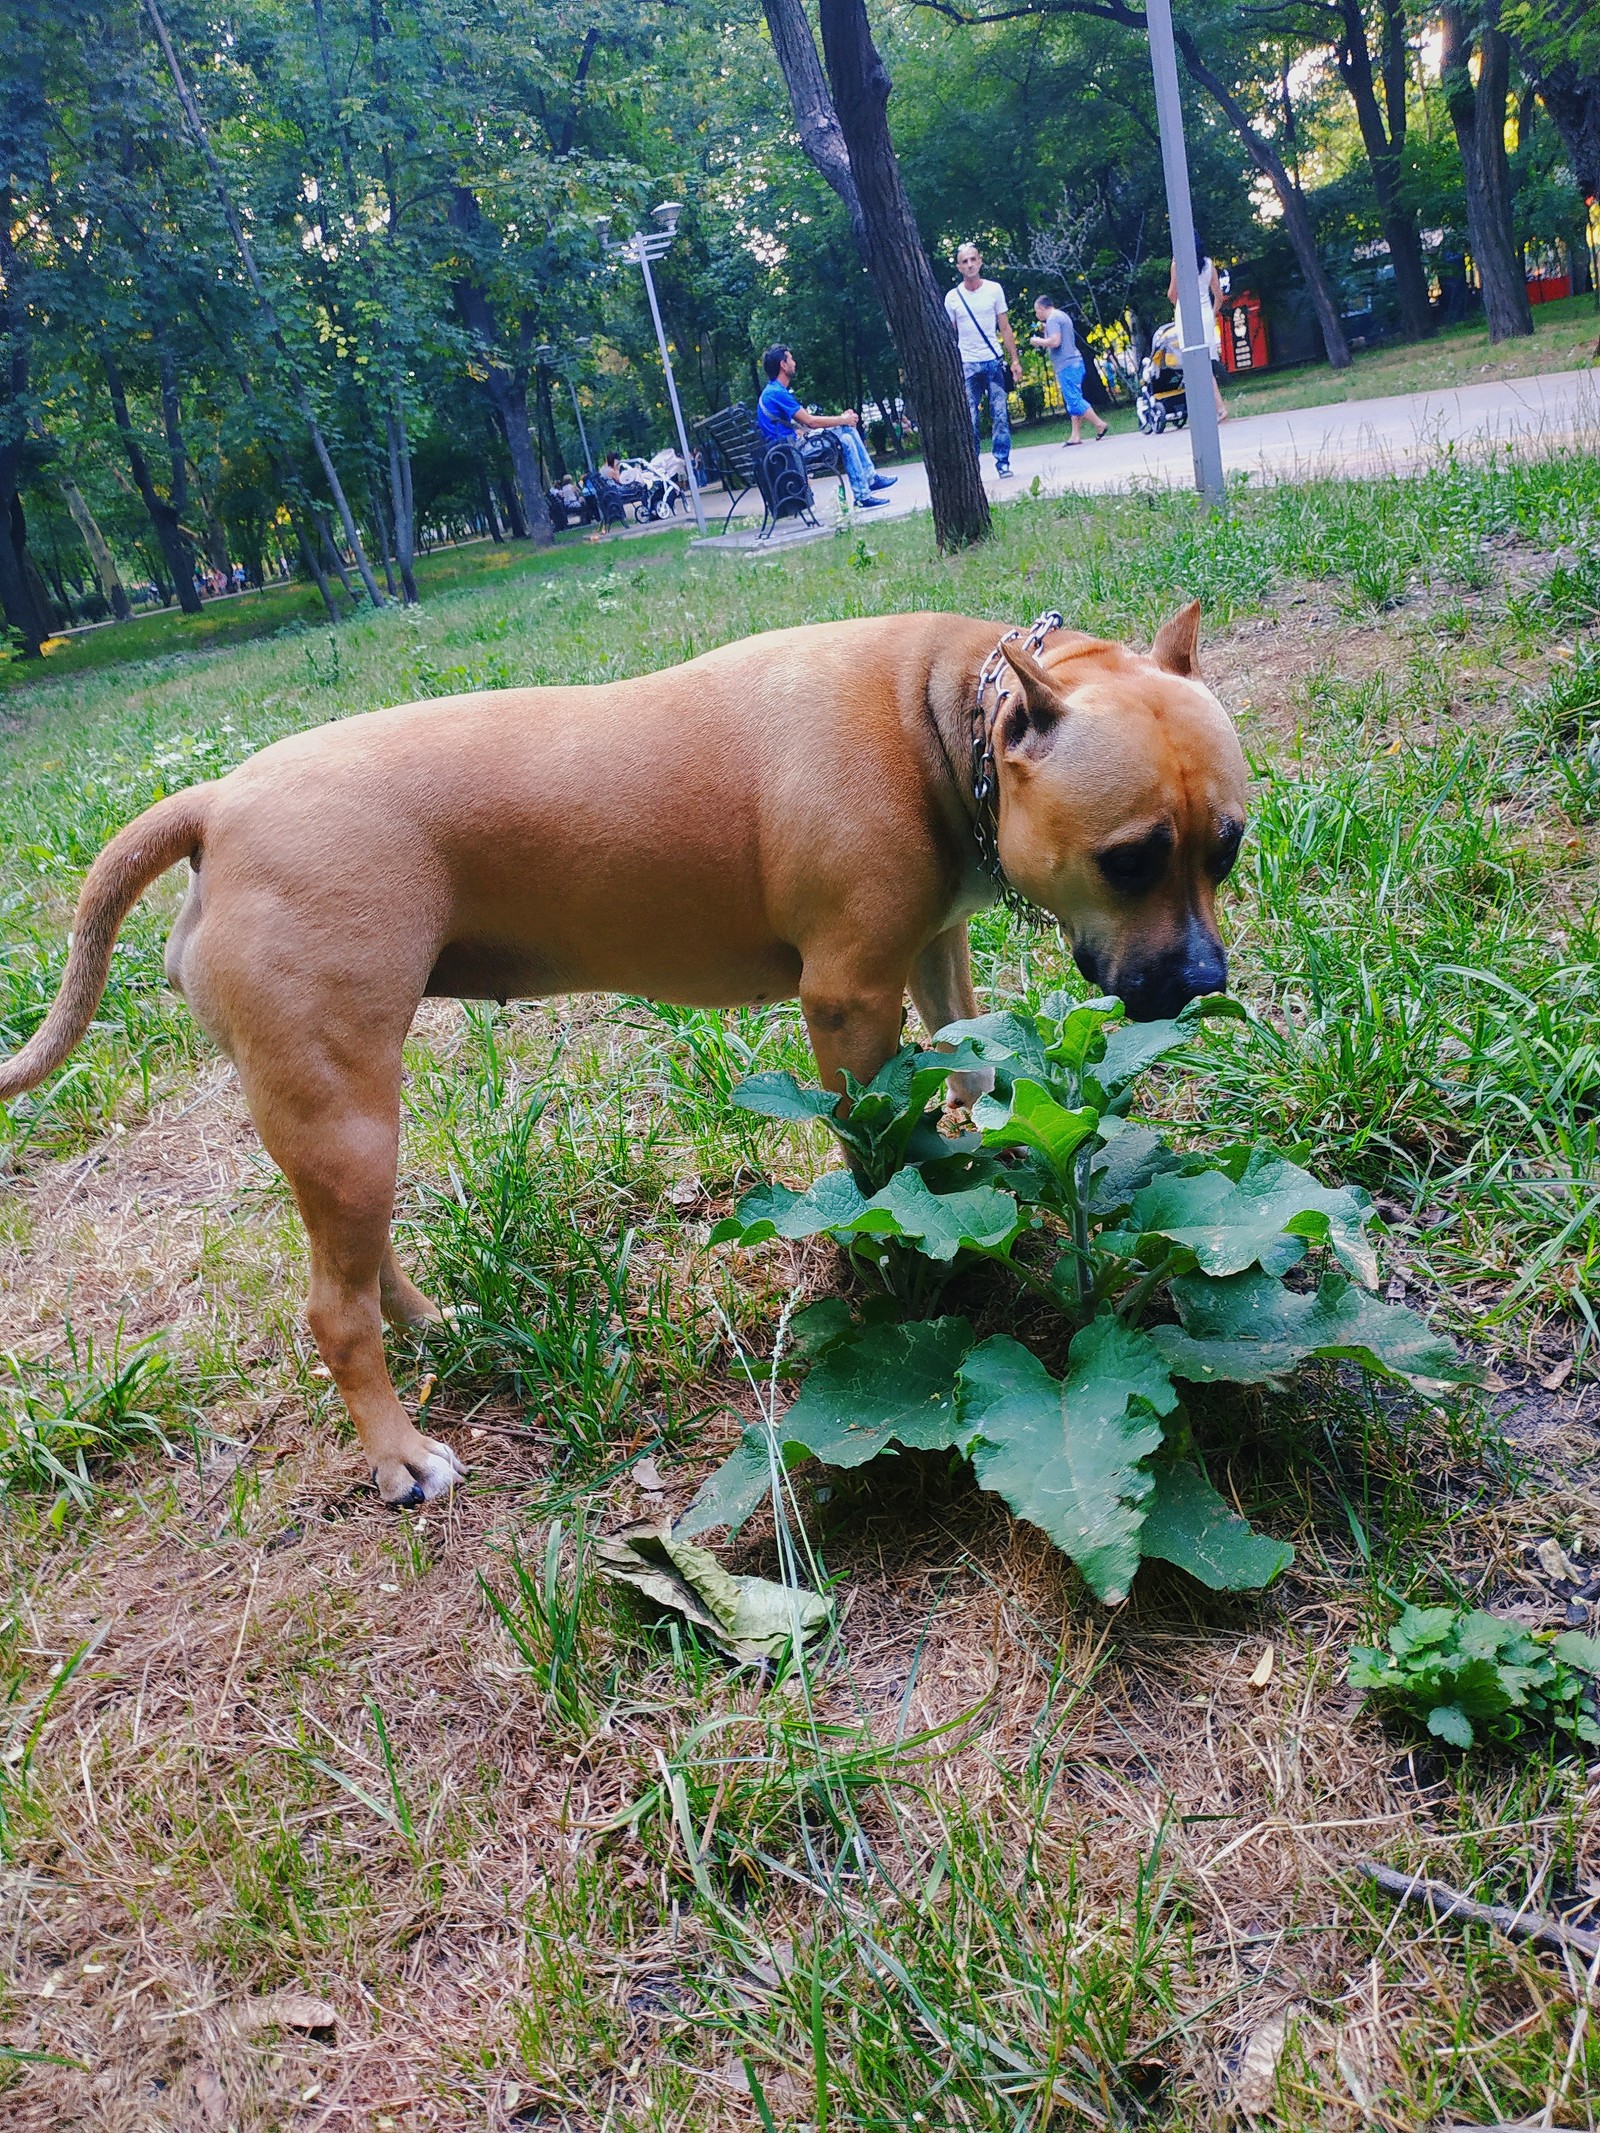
top-left (1096, 828), bottom-right (1172, 896)
top-left (1210, 819), bottom-right (1245, 882)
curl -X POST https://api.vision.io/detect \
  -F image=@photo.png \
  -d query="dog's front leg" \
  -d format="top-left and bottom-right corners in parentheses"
top-left (910, 925), bottom-right (994, 1110)
top-left (800, 959), bottom-right (908, 1096)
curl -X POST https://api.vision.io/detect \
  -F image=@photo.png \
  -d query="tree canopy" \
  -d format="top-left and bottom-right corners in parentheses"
top-left (2, 0), bottom-right (1593, 645)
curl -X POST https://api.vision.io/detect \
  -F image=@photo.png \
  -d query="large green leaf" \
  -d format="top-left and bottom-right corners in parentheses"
top-left (836, 1171), bottom-right (1023, 1262)
top-left (1093, 994), bottom-right (1247, 1103)
top-left (1149, 1269), bottom-right (1474, 1391)
top-left (1130, 1148), bottom-right (1378, 1284)
top-left (677, 1317), bottom-right (978, 1538)
top-left (959, 1322), bottom-right (1176, 1605)
top-left (1138, 1460), bottom-right (1294, 1590)
top-left (972, 1079), bottom-right (1101, 1182)
top-left (1088, 1126), bottom-right (1184, 1218)
top-left (674, 1433), bottom-right (796, 1538)
top-left (784, 1316), bottom-right (977, 1460)
top-left (934, 1009), bottom-right (1054, 1083)
top-left (732, 1071), bottom-right (842, 1124)
top-left (709, 1169), bottom-right (868, 1246)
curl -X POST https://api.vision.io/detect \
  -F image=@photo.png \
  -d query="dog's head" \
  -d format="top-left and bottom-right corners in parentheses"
top-left (993, 603), bottom-right (1248, 1022)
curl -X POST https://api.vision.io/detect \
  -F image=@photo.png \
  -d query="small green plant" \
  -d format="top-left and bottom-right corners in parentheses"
top-left (682, 994), bottom-right (1474, 1603)
top-left (1349, 1603), bottom-right (1600, 1750)
top-left (0, 1327), bottom-right (176, 1515)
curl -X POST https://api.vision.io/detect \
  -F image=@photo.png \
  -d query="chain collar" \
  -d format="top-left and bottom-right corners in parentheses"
top-left (969, 609), bottom-right (1065, 926)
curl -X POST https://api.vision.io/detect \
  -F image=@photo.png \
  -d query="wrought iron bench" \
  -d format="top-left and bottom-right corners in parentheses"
top-left (693, 405), bottom-right (817, 539)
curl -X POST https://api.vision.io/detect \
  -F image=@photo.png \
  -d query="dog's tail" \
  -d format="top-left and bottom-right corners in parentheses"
top-left (0, 788), bottom-right (212, 1102)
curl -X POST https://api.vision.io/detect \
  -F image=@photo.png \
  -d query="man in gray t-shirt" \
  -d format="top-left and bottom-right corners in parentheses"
top-left (1031, 295), bottom-right (1108, 445)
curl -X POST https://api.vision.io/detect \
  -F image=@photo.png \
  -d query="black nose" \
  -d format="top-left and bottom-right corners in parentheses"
top-left (1113, 928), bottom-right (1228, 1023)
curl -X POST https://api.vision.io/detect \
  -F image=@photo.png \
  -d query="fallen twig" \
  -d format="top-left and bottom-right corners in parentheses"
top-left (1357, 1860), bottom-right (1600, 1962)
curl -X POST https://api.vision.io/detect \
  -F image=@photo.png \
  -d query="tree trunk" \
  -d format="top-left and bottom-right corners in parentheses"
top-left (18, 501), bottom-right (62, 634)
top-left (55, 466), bottom-right (131, 621)
top-left (386, 400), bottom-right (419, 602)
top-left (142, 0), bottom-right (389, 605)
top-left (447, 187), bottom-right (554, 545)
top-left (481, 472), bottom-right (508, 542)
top-left (290, 506), bottom-right (341, 624)
top-left (762, 0), bottom-right (870, 261)
top-left (101, 348), bottom-right (203, 613)
top-left (1334, 0), bottom-right (1435, 338)
top-left (315, 509), bottom-right (361, 603)
top-left (367, 475), bottom-right (399, 598)
top-left (1176, 32), bottom-right (1353, 369)
top-left (1528, 56), bottom-right (1600, 204)
top-left (816, 0), bottom-right (990, 548)
top-left (1442, 5), bottom-right (1533, 341)
top-left (535, 364), bottom-right (567, 483)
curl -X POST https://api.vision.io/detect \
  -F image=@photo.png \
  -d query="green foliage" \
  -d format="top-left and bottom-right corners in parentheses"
top-left (687, 993), bottom-right (1474, 1600)
top-left (0, 1327), bottom-right (177, 1516)
top-left (1350, 1604), bottom-right (1600, 1751)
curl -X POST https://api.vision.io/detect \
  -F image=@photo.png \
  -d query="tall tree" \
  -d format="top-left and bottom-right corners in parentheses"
top-left (913, 0), bottom-right (1353, 369)
top-left (141, 0), bottom-right (390, 603)
top-left (810, 0), bottom-right (991, 547)
top-left (1327, 0), bottom-right (1435, 338)
top-left (763, 0), bottom-right (870, 257)
top-left (1508, 0), bottom-right (1600, 202)
top-left (1442, 0), bottom-right (1535, 340)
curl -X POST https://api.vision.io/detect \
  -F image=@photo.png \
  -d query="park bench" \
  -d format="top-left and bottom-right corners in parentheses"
top-left (693, 404), bottom-right (818, 539)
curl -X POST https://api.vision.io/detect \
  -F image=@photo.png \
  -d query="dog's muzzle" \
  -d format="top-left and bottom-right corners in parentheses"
top-left (1073, 922), bottom-right (1227, 1024)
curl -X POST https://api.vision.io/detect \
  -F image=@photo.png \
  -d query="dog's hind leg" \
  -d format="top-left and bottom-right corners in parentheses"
top-left (234, 1037), bottom-right (465, 1507)
top-left (910, 925), bottom-right (993, 1109)
top-left (379, 1244), bottom-right (441, 1332)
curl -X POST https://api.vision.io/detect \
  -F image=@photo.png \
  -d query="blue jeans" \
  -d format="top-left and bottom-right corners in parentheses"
top-left (964, 360), bottom-right (1012, 468)
top-left (802, 423), bottom-right (876, 503)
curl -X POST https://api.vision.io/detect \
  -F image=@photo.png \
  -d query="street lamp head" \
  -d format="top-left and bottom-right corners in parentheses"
top-left (651, 200), bottom-right (682, 237)
top-left (596, 214), bottom-right (612, 248)
top-left (533, 343), bottom-right (555, 363)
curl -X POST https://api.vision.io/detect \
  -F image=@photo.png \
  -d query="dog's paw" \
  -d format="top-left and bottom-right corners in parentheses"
top-left (372, 1438), bottom-right (468, 1508)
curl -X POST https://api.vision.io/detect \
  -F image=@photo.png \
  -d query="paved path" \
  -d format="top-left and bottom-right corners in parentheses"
top-left (696, 365), bottom-right (1599, 546)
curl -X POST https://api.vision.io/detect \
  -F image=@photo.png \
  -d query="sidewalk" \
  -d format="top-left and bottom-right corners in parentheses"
top-left (695, 366), bottom-right (1600, 546)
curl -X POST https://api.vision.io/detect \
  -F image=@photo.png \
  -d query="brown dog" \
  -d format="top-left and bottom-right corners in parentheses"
top-left (0, 605), bottom-right (1247, 1506)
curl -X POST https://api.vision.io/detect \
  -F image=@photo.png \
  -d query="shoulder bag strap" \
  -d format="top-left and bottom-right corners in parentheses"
top-left (955, 287), bottom-right (1003, 363)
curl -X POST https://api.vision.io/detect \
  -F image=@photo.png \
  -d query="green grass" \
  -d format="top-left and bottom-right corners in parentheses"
top-left (3, 441), bottom-right (1600, 2127)
top-left (1220, 289), bottom-right (1600, 419)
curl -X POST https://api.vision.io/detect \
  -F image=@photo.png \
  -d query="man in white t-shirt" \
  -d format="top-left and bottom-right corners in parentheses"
top-left (944, 242), bottom-right (1024, 478)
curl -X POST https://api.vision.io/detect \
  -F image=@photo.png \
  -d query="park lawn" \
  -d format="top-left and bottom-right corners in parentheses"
top-left (1220, 289), bottom-right (1600, 419)
top-left (2, 449), bottom-right (1600, 2128)
top-left (3, 525), bottom-right (688, 695)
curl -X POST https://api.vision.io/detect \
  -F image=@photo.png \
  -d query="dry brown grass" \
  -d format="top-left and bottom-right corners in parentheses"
top-left (3, 588), bottom-right (1600, 2130)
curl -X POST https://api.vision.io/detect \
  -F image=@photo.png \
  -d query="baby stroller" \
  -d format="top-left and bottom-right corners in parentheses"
top-left (634, 448), bottom-right (690, 522)
top-left (1136, 322), bottom-right (1188, 434)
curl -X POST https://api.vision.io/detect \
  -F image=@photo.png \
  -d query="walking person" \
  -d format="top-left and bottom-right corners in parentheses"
top-left (1167, 240), bottom-right (1229, 423)
top-left (1031, 296), bottom-right (1108, 446)
top-left (756, 346), bottom-right (895, 509)
top-left (945, 243), bottom-right (1023, 479)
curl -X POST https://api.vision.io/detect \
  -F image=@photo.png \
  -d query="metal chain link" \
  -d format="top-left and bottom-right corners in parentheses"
top-left (969, 609), bottom-right (1065, 925)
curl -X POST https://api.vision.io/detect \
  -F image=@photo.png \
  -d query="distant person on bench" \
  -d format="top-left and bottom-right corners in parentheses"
top-left (756, 346), bottom-right (895, 510)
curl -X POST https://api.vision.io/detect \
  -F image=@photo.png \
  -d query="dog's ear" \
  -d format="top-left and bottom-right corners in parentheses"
top-left (999, 643), bottom-right (1065, 755)
top-left (1151, 600), bottom-right (1202, 676)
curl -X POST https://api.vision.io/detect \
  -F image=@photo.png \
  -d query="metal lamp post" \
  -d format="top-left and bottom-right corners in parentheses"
top-left (533, 341), bottom-right (595, 477)
top-left (1145, 0), bottom-right (1226, 508)
top-left (598, 202), bottom-right (708, 535)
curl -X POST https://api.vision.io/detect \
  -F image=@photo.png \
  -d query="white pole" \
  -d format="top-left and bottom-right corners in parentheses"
top-left (567, 377), bottom-right (595, 476)
top-left (1146, 0), bottom-right (1226, 507)
top-left (634, 239), bottom-right (707, 535)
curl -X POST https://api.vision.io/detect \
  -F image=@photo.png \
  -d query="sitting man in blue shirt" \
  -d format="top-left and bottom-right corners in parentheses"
top-left (756, 346), bottom-right (895, 510)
